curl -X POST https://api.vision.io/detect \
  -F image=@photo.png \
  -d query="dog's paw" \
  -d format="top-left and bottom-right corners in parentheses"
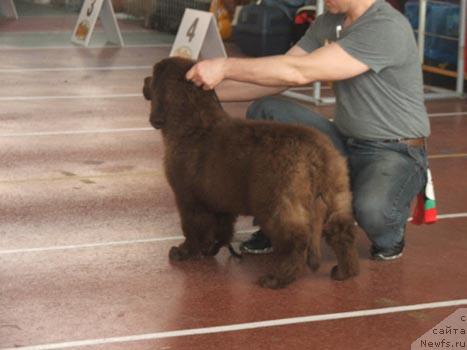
top-left (331, 262), bottom-right (360, 281)
top-left (169, 246), bottom-right (192, 261)
top-left (330, 265), bottom-right (353, 281)
top-left (258, 274), bottom-right (282, 289)
top-left (258, 274), bottom-right (294, 289)
top-left (307, 255), bottom-right (320, 272)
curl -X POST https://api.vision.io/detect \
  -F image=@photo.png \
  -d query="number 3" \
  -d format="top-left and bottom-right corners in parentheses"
top-left (87, 0), bottom-right (96, 16)
top-left (186, 18), bottom-right (199, 43)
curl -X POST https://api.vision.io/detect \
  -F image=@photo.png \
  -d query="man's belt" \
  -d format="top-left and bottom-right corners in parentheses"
top-left (382, 137), bottom-right (426, 148)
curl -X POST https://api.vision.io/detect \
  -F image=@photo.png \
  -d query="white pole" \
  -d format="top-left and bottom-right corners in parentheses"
top-left (456, 0), bottom-right (466, 94)
top-left (313, 0), bottom-right (325, 102)
top-left (418, 0), bottom-right (427, 63)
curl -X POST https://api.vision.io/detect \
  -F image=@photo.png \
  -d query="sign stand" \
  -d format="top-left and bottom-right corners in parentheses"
top-left (0, 0), bottom-right (18, 19)
top-left (71, 0), bottom-right (124, 47)
top-left (170, 9), bottom-right (226, 60)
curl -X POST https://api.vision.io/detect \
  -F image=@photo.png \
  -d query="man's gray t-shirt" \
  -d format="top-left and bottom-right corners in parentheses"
top-left (297, 0), bottom-right (430, 140)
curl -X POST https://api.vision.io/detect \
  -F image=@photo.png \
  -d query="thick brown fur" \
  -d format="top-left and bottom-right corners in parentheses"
top-left (143, 57), bottom-right (360, 289)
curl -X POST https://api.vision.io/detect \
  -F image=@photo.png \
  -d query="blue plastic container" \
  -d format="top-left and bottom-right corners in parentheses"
top-left (404, 0), bottom-right (459, 65)
top-left (233, 3), bottom-right (293, 57)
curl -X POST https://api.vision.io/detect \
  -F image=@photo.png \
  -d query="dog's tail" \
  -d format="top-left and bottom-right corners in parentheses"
top-left (306, 194), bottom-right (328, 271)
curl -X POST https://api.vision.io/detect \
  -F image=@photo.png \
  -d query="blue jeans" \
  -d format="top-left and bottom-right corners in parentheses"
top-left (246, 96), bottom-right (428, 251)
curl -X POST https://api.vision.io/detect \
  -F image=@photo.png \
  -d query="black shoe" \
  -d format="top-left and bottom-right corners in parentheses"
top-left (239, 230), bottom-right (273, 254)
top-left (370, 239), bottom-right (405, 261)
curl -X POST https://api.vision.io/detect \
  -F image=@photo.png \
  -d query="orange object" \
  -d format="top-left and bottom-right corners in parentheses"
top-left (210, 0), bottom-right (232, 40)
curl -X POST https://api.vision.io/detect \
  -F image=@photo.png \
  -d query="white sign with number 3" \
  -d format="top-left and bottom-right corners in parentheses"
top-left (0, 0), bottom-right (18, 19)
top-left (170, 9), bottom-right (227, 60)
top-left (71, 0), bottom-right (123, 47)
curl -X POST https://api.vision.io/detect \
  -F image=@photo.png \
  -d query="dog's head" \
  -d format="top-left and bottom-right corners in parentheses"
top-left (143, 57), bottom-right (211, 130)
top-left (143, 57), bottom-right (194, 129)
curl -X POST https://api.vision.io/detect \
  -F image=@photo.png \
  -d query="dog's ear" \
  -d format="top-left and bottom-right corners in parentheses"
top-left (160, 57), bottom-right (195, 81)
top-left (143, 76), bottom-right (152, 100)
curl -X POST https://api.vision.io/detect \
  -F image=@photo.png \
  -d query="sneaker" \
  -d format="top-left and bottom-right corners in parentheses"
top-left (239, 230), bottom-right (274, 254)
top-left (370, 239), bottom-right (405, 261)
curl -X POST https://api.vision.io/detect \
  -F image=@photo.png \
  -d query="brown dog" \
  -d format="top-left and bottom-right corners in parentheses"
top-left (143, 57), bottom-right (359, 289)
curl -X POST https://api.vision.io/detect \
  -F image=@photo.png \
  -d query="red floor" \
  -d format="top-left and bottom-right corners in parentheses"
top-left (1, 12), bottom-right (467, 350)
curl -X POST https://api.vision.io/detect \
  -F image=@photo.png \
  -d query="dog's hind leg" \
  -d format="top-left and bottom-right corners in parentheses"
top-left (258, 215), bottom-right (310, 289)
top-left (324, 211), bottom-right (360, 281)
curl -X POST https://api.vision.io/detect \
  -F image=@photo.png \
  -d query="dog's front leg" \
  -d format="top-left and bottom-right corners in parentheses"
top-left (169, 207), bottom-right (218, 261)
top-left (169, 238), bottom-right (201, 261)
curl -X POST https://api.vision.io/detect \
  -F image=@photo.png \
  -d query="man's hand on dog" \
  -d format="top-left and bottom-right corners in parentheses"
top-left (186, 58), bottom-right (227, 90)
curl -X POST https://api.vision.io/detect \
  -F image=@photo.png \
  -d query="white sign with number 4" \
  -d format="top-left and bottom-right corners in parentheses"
top-left (170, 9), bottom-right (227, 60)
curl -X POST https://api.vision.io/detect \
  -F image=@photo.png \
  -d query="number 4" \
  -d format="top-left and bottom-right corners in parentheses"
top-left (186, 18), bottom-right (199, 42)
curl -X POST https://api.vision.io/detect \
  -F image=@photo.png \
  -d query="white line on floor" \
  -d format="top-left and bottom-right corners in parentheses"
top-left (0, 94), bottom-right (140, 101)
top-left (0, 229), bottom-right (257, 255)
top-left (0, 236), bottom-right (184, 255)
top-left (2, 299), bottom-right (466, 350)
top-left (429, 111), bottom-right (467, 117)
top-left (2, 29), bottom-right (153, 34)
top-left (1, 127), bottom-right (467, 138)
top-left (0, 44), bottom-right (172, 50)
top-left (0, 66), bottom-right (152, 73)
top-left (0, 90), bottom-right (466, 120)
top-left (0, 127), bottom-right (153, 137)
top-left (437, 213), bottom-right (467, 219)
top-left (1, 213), bottom-right (466, 255)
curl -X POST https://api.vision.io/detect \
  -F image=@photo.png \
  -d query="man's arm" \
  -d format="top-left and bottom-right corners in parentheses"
top-left (187, 43), bottom-right (369, 91)
top-left (195, 46), bottom-right (308, 102)
top-left (214, 80), bottom-right (284, 103)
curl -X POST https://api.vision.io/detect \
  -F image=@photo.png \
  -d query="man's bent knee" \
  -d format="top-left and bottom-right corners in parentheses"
top-left (353, 199), bottom-right (404, 249)
top-left (246, 96), bottom-right (289, 121)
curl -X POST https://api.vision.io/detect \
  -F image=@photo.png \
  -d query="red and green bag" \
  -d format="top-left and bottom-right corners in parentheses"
top-left (411, 168), bottom-right (437, 225)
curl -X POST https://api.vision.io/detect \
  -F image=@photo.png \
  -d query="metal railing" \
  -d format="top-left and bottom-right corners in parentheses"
top-left (419, 0), bottom-right (466, 99)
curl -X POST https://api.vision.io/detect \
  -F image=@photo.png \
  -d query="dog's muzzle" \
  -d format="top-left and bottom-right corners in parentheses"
top-left (151, 120), bottom-right (164, 129)
top-left (150, 112), bottom-right (164, 129)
